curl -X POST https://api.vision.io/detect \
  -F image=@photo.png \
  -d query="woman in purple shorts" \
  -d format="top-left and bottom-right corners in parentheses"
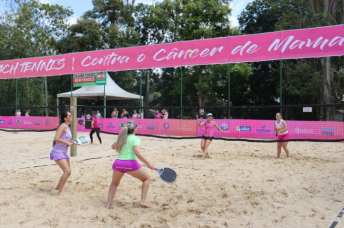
top-left (198, 113), bottom-right (225, 160)
top-left (274, 113), bottom-right (290, 158)
top-left (50, 111), bottom-right (76, 195)
top-left (106, 120), bottom-right (154, 209)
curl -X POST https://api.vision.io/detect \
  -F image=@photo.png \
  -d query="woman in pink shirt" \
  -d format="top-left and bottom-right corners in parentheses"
top-left (155, 110), bottom-right (162, 119)
top-left (198, 113), bottom-right (225, 160)
top-left (90, 112), bottom-right (102, 144)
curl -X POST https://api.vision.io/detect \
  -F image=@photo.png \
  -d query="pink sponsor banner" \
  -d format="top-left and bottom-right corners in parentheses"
top-left (0, 116), bottom-right (59, 130)
top-left (280, 26), bottom-right (344, 59)
top-left (1, 117), bottom-right (342, 140)
top-left (0, 54), bottom-right (74, 79)
top-left (197, 119), bottom-right (275, 139)
top-left (76, 118), bottom-right (197, 136)
top-left (229, 32), bottom-right (283, 63)
top-left (287, 121), bottom-right (343, 140)
top-left (0, 25), bottom-right (343, 79)
top-left (197, 119), bottom-right (344, 140)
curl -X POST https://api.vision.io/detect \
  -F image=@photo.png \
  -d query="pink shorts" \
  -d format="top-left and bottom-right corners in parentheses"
top-left (112, 159), bottom-right (141, 173)
top-left (277, 133), bottom-right (289, 141)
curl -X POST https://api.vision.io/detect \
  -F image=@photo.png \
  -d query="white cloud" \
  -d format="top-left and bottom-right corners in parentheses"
top-left (68, 16), bottom-right (78, 25)
top-left (230, 0), bottom-right (254, 28)
top-left (229, 15), bottom-right (239, 27)
top-left (38, 0), bottom-right (52, 5)
top-left (135, 0), bottom-right (156, 5)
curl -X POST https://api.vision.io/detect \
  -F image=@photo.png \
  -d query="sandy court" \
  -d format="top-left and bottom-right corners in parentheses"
top-left (0, 130), bottom-right (343, 228)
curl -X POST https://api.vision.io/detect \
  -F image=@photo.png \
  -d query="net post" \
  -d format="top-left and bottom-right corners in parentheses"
top-left (181, 67), bottom-right (183, 119)
top-left (42, 77), bottom-right (44, 116)
top-left (70, 97), bottom-right (77, 157)
top-left (15, 78), bottom-right (17, 113)
top-left (280, 60), bottom-right (283, 114)
top-left (104, 83), bottom-right (106, 118)
top-left (342, 55), bottom-right (344, 122)
top-left (57, 98), bottom-right (59, 117)
top-left (71, 74), bottom-right (73, 98)
top-left (140, 70), bottom-right (142, 114)
top-left (228, 64), bottom-right (231, 119)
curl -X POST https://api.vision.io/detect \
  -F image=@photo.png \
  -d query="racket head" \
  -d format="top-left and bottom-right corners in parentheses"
top-left (75, 135), bottom-right (91, 146)
top-left (199, 108), bottom-right (204, 116)
top-left (156, 167), bottom-right (177, 183)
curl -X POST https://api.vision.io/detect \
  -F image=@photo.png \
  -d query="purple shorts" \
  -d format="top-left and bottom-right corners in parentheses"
top-left (277, 133), bottom-right (289, 141)
top-left (50, 152), bottom-right (70, 161)
top-left (112, 159), bottom-right (141, 173)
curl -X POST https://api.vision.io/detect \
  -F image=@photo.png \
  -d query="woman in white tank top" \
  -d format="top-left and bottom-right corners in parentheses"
top-left (274, 113), bottom-right (290, 158)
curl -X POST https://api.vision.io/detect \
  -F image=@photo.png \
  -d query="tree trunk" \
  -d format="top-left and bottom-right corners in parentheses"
top-left (309, 0), bottom-right (319, 13)
top-left (145, 69), bottom-right (150, 117)
top-left (319, 92), bottom-right (325, 120)
top-left (321, 57), bottom-right (334, 120)
top-left (198, 65), bottom-right (206, 107)
top-left (45, 77), bottom-right (48, 116)
top-left (342, 0), bottom-right (344, 23)
top-left (309, 0), bottom-right (338, 120)
top-left (27, 78), bottom-right (30, 106)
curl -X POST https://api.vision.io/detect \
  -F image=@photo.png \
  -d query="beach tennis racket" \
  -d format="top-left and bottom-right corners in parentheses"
top-left (74, 135), bottom-right (91, 146)
top-left (153, 167), bottom-right (177, 183)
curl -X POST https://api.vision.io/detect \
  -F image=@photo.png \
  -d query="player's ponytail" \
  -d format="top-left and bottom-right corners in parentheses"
top-left (276, 113), bottom-right (283, 119)
top-left (116, 127), bottom-right (128, 154)
top-left (53, 110), bottom-right (69, 147)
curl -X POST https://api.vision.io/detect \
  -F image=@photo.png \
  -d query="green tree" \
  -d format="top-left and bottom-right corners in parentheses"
top-left (59, 17), bottom-right (105, 53)
top-left (0, 0), bottom-right (72, 114)
top-left (275, 0), bottom-right (343, 119)
top-left (307, 0), bottom-right (344, 120)
top-left (150, 0), bottom-right (237, 107)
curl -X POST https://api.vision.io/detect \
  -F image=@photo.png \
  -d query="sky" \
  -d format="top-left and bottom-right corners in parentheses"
top-left (0, 0), bottom-right (253, 26)
top-left (33, 0), bottom-right (254, 27)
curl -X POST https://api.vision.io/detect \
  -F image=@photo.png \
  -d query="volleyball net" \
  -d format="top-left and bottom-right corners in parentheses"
top-left (0, 104), bottom-right (343, 142)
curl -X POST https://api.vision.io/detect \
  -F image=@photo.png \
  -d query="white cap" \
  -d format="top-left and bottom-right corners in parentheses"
top-left (207, 113), bottom-right (213, 117)
top-left (127, 120), bottom-right (137, 129)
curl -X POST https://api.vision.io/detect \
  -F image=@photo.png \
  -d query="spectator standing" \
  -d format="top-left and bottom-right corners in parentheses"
top-left (155, 110), bottom-right (162, 119)
top-left (111, 108), bottom-right (118, 118)
top-left (16, 109), bottom-right (21, 116)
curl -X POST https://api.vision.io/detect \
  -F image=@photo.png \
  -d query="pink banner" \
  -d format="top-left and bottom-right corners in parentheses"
top-left (0, 25), bottom-right (343, 79)
top-left (1, 116), bottom-right (342, 141)
top-left (197, 119), bottom-right (344, 140)
top-left (0, 116), bottom-right (59, 130)
top-left (77, 118), bottom-right (197, 137)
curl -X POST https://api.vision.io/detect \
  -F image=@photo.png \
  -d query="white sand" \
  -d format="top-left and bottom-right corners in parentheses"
top-left (0, 130), bottom-right (343, 227)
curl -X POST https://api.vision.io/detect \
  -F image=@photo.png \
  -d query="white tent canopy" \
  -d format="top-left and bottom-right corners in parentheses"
top-left (57, 75), bottom-right (143, 100)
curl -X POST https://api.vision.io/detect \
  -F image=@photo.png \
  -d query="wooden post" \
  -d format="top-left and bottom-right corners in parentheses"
top-left (70, 97), bottom-right (77, 157)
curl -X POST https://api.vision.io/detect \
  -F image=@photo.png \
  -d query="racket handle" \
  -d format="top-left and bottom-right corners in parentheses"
top-left (153, 167), bottom-right (158, 171)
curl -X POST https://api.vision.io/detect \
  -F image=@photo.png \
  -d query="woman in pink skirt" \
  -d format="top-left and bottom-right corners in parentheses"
top-left (198, 113), bottom-right (225, 160)
top-left (106, 121), bottom-right (154, 209)
top-left (274, 113), bottom-right (290, 158)
top-left (50, 111), bottom-right (76, 195)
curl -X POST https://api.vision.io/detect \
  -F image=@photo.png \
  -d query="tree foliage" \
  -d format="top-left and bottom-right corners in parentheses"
top-left (1, 0), bottom-right (342, 120)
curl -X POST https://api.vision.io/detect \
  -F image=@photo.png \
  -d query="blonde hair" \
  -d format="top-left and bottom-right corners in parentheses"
top-left (116, 121), bottom-right (137, 154)
top-left (276, 113), bottom-right (283, 118)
